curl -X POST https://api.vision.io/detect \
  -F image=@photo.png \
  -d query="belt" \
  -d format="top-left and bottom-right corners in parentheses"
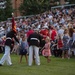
top-left (31, 38), bottom-right (40, 42)
top-left (6, 37), bottom-right (11, 40)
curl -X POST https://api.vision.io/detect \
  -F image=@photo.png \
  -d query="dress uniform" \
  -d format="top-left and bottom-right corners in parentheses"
top-left (27, 29), bottom-right (43, 66)
top-left (0, 30), bottom-right (19, 66)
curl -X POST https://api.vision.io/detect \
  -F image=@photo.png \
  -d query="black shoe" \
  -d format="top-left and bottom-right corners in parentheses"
top-left (0, 64), bottom-right (3, 66)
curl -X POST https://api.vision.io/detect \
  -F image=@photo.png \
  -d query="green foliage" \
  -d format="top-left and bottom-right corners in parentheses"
top-left (0, 0), bottom-right (13, 21)
top-left (70, 0), bottom-right (75, 4)
top-left (19, 0), bottom-right (52, 16)
top-left (64, 0), bottom-right (75, 4)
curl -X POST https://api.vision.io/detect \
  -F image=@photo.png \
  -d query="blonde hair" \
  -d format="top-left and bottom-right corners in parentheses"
top-left (46, 36), bottom-right (50, 41)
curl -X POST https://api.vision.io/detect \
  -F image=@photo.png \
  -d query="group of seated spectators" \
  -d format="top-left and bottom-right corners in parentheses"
top-left (0, 6), bottom-right (75, 59)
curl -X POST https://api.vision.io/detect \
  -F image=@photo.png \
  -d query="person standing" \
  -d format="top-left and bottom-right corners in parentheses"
top-left (42, 37), bottom-right (51, 63)
top-left (57, 35), bottom-right (63, 57)
top-left (19, 35), bottom-right (28, 64)
top-left (72, 29), bottom-right (75, 56)
top-left (39, 26), bottom-right (49, 54)
top-left (0, 30), bottom-right (19, 66)
top-left (62, 29), bottom-right (70, 59)
top-left (26, 27), bottom-right (34, 38)
top-left (50, 26), bottom-right (58, 41)
top-left (27, 28), bottom-right (43, 66)
top-left (0, 13), bottom-right (19, 66)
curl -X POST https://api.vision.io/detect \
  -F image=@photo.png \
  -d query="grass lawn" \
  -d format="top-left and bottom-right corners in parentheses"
top-left (0, 54), bottom-right (75, 75)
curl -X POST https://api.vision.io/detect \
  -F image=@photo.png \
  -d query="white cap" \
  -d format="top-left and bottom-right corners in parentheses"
top-left (34, 28), bottom-right (39, 31)
top-left (43, 26), bottom-right (48, 29)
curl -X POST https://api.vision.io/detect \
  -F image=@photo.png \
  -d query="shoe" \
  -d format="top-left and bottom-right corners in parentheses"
top-left (9, 64), bottom-right (12, 66)
top-left (0, 64), bottom-right (3, 66)
top-left (37, 63), bottom-right (40, 66)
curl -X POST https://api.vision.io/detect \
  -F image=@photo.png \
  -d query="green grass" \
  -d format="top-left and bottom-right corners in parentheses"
top-left (0, 54), bottom-right (75, 75)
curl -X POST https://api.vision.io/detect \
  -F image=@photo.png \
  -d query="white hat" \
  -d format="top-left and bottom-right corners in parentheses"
top-left (43, 26), bottom-right (48, 29)
top-left (34, 28), bottom-right (39, 31)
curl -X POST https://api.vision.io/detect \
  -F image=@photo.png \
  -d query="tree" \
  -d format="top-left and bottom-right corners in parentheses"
top-left (19, 0), bottom-right (52, 16)
top-left (70, 0), bottom-right (75, 4)
top-left (0, 0), bottom-right (13, 21)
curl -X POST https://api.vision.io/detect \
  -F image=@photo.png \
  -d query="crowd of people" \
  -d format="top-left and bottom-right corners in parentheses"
top-left (0, 6), bottom-right (75, 66)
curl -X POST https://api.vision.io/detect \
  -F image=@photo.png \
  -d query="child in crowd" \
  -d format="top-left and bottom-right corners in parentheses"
top-left (19, 35), bottom-right (29, 64)
top-left (42, 37), bottom-right (51, 63)
top-left (57, 35), bottom-right (63, 57)
top-left (51, 36), bottom-right (58, 57)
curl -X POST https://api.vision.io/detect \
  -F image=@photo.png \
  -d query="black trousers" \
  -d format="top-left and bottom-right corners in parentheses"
top-left (53, 49), bottom-right (62, 57)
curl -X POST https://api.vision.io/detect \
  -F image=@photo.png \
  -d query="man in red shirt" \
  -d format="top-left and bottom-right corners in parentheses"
top-left (40, 26), bottom-right (49, 49)
top-left (26, 27), bottom-right (34, 38)
top-left (40, 26), bottom-right (49, 40)
top-left (50, 26), bottom-right (57, 41)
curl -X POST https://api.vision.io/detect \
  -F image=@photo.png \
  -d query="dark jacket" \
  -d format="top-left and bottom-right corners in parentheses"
top-left (5, 30), bottom-right (19, 48)
top-left (27, 32), bottom-right (43, 47)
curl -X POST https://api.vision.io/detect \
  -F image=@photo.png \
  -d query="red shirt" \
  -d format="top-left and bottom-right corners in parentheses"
top-left (50, 30), bottom-right (57, 41)
top-left (40, 29), bottom-right (49, 39)
top-left (58, 39), bottom-right (63, 49)
top-left (27, 30), bottom-right (34, 37)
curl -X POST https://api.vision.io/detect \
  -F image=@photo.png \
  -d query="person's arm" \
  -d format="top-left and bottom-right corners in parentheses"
top-left (27, 35), bottom-right (31, 44)
top-left (14, 35), bottom-right (19, 44)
